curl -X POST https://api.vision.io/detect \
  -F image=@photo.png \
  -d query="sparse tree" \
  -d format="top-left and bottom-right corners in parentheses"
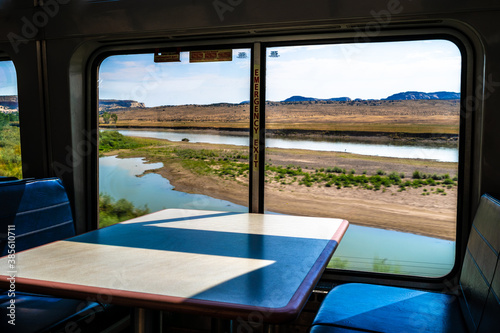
top-left (111, 113), bottom-right (118, 123)
top-left (102, 112), bottom-right (111, 124)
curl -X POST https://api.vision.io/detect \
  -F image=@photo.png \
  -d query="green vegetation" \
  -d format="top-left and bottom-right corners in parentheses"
top-left (99, 130), bottom-right (150, 154)
top-left (0, 113), bottom-right (22, 179)
top-left (328, 256), bottom-right (402, 274)
top-left (264, 163), bottom-right (456, 192)
top-left (329, 257), bottom-right (349, 270)
top-left (170, 147), bottom-right (249, 181)
top-left (372, 257), bottom-right (402, 274)
top-left (0, 112), bottom-right (19, 127)
top-left (99, 194), bottom-right (150, 228)
top-left (101, 112), bottom-right (118, 124)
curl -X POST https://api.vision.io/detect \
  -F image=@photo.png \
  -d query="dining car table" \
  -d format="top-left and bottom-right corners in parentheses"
top-left (0, 209), bottom-right (348, 332)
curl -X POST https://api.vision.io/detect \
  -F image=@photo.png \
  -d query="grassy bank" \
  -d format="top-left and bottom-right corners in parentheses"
top-left (0, 124), bottom-right (22, 179)
top-left (99, 130), bottom-right (155, 154)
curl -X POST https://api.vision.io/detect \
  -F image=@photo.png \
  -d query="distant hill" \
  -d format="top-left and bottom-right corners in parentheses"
top-left (283, 96), bottom-right (317, 102)
top-left (0, 97), bottom-right (146, 113)
top-left (0, 96), bottom-right (17, 102)
top-left (283, 96), bottom-right (351, 102)
top-left (2, 92), bottom-right (461, 114)
top-left (384, 91), bottom-right (460, 100)
top-left (279, 92), bottom-right (459, 103)
top-left (0, 95), bottom-right (18, 111)
top-left (99, 99), bottom-right (145, 112)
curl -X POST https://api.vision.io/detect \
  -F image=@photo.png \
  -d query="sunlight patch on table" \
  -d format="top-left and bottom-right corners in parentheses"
top-left (129, 209), bottom-right (344, 239)
top-left (1, 241), bottom-right (275, 298)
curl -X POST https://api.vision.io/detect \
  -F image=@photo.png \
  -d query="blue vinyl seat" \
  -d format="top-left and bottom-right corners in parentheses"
top-left (311, 193), bottom-right (500, 333)
top-left (0, 177), bottom-right (76, 256)
top-left (0, 177), bottom-right (128, 333)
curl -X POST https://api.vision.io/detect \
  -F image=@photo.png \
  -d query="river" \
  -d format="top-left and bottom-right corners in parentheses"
top-left (99, 155), bottom-right (246, 213)
top-left (112, 129), bottom-right (458, 163)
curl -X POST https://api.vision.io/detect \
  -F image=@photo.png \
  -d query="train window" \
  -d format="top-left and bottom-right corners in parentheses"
top-left (265, 40), bottom-right (462, 277)
top-left (98, 49), bottom-right (251, 227)
top-left (0, 60), bottom-right (21, 179)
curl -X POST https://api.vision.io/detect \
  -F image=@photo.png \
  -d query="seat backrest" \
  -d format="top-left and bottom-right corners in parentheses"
top-left (459, 193), bottom-right (500, 332)
top-left (0, 177), bottom-right (75, 256)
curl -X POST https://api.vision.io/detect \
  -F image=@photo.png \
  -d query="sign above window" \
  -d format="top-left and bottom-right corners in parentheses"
top-left (154, 50), bottom-right (181, 63)
top-left (189, 50), bottom-right (232, 63)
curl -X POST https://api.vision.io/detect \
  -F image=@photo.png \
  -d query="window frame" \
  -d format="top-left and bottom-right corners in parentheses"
top-left (88, 27), bottom-right (477, 287)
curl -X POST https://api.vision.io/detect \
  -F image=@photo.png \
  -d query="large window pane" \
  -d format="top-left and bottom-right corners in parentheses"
top-left (0, 60), bottom-right (21, 179)
top-left (265, 40), bottom-right (461, 277)
top-left (98, 49), bottom-right (251, 227)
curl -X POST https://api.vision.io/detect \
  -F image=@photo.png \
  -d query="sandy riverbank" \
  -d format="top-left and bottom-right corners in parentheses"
top-left (158, 164), bottom-right (457, 240)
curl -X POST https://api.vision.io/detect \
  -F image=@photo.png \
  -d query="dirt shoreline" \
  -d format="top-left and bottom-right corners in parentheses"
top-left (151, 164), bottom-right (456, 241)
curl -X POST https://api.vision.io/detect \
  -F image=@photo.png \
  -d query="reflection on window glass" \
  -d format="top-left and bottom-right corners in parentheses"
top-left (265, 40), bottom-right (461, 277)
top-left (98, 49), bottom-right (251, 227)
top-left (0, 60), bottom-right (21, 179)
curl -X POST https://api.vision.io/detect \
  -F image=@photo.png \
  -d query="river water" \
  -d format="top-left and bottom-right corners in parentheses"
top-left (99, 155), bottom-right (246, 213)
top-left (99, 154), bottom-right (455, 277)
top-left (114, 129), bottom-right (458, 163)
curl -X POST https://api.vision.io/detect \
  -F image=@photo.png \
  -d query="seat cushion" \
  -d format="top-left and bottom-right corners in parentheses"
top-left (0, 291), bottom-right (106, 333)
top-left (312, 283), bottom-right (467, 333)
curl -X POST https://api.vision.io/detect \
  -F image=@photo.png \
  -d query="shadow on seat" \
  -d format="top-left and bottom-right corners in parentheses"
top-left (0, 177), bottom-right (130, 333)
top-left (310, 193), bottom-right (500, 333)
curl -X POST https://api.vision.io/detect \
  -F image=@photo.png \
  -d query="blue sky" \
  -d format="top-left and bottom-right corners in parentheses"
top-left (1, 40), bottom-right (462, 106)
top-left (0, 61), bottom-right (17, 96)
top-left (99, 49), bottom-right (252, 107)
